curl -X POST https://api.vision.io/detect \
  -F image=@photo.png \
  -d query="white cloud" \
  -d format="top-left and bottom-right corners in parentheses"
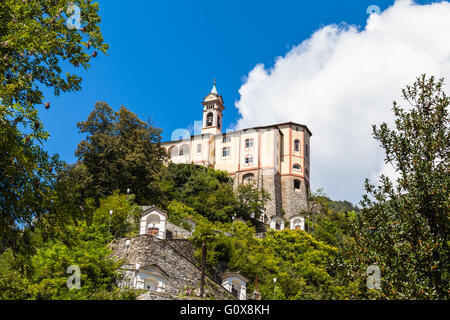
top-left (234, 0), bottom-right (450, 205)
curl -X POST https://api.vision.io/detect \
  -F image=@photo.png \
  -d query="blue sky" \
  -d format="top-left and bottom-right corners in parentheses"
top-left (39, 0), bottom-right (444, 203)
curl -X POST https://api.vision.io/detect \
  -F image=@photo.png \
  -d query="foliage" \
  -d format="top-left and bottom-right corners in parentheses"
top-left (0, 0), bottom-right (108, 132)
top-left (306, 188), bottom-right (357, 247)
top-left (311, 188), bottom-right (360, 213)
top-left (73, 102), bottom-right (166, 205)
top-left (193, 219), bottom-right (359, 300)
top-left (92, 191), bottom-right (141, 239)
top-left (341, 75), bottom-right (449, 299)
top-left (0, 192), bottom-right (140, 300)
top-left (0, 109), bottom-right (63, 255)
top-left (28, 221), bottom-right (135, 300)
top-left (235, 182), bottom-right (271, 221)
top-left (160, 163), bottom-right (269, 223)
top-left (159, 163), bottom-right (237, 222)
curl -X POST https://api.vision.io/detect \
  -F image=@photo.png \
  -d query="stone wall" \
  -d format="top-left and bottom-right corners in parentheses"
top-left (110, 235), bottom-right (234, 300)
top-left (281, 175), bottom-right (308, 220)
top-left (232, 168), bottom-right (282, 218)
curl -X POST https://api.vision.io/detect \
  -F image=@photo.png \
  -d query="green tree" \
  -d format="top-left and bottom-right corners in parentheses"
top-left (159, 163), bottom-right (237, 222)
top-left (235, 182), bottom-right (271, 221)
top-left (306, 189), bottom-right (357, 247)
top-left (0, 0), bottom-right (108, 131)
top-left (74, 102), bottom-right (166, 205)
top-left (0, 0), bottom-right (107, 257)
top-left (0, 192), bottom-right (140, 300)
top-left (343, 75), bottom-right (449, 299)
top-left (160, 163), bottom-right (270, 223)
top-left (92, 191), bottom-right (141, 239)
top-left (0, 112), bottom-right (63, 256)
top-left (26, 220), bottom-right (136, 300)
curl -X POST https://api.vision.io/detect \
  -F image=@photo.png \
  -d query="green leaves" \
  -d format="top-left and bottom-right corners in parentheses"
top-left (0, 0), bottom-right (108, 131)
top-left (27, 221), bottom-right (134, 300)
top-left (0, 106), bottom-right (63, 254)
top-left (74, 102), bottom-right (166, 205)
top-left (343, 75), bottom-right (449, 299)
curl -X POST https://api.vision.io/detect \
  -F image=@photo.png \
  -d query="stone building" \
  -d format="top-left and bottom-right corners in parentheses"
top-left (162, 81), bottom-right (312, 231)
top-left (111, 206), bottom-right (249, 300)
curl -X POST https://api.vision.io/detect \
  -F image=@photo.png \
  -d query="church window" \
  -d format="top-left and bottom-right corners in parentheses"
top-left (306, 144), bottom-right (309, 159)
top-left (222, 147), bottom-right (231, 158)
top-left (206, 112), bottom-right (213, 127)
top-left (197, 144), bottom-right (201, 153)
top-left (294, 179), bottom-right (301, 191)
top-left (292, 218), bottom-right (302, 230)
top-left (245, 156), bottom-right (254, 165)
top-left (223, 135), bottom-right (231, 143)
top-left (245, 138), bottom-right (254, 149)
top-left (179, 144), bottom-right (189, 156)
top-left (217, 115), bottom-right (221, 130)
top-left (293, 164), bottom-right (302, 172)
top-left (294, 139), bottom-right (300, 152)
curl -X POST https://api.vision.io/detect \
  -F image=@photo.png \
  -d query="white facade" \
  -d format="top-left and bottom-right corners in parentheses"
top-left (135, 264), bottom-right (168, 292)
top-left (221, 272), bottom-right (249, 300)
top-left (140, 206), bottom-right (168, 239)
top-left (289, 214), bottom-right (305, 231)
top-left (270, 216), bottom-right (285, 231)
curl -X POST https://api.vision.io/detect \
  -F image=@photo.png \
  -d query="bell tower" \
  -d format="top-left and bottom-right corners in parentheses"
top-left (201, 80), bottom-right (225, 135)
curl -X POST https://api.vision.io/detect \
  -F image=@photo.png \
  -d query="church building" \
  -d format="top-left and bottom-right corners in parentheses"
top-left (161, 82), bottom-right (312, 231)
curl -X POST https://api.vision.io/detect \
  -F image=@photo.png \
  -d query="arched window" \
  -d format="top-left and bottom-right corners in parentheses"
top-left (146, 214), bottom-right (161, 236)
top-left (179, 144), bottom-right (189, 156)
top-left (222, 147), bottom-right (231, 158)
top-left (206, 112), bottom-right (213, 127)
top-left (292, 218), bottom-right (302, 230)
top-left (245, 138), bottom-right (254, 149)
top-left (242, 173), bottom-right (254, 184)
top-left (294, 139), bottom-right (300, 152)
top-left (293, 164), bottom-right (302, 172)
top-left (294, 179), bottom-right (301, 191)
top-left (217, 115), bottom-right (221, 130)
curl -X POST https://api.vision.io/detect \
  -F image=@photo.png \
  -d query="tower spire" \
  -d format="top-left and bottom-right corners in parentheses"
top-left (211, 79), bottom-right (218, 95)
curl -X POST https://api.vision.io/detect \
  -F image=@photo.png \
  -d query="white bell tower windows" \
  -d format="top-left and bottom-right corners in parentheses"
top-left (206, 112), bottom-right (213, 127)
top-left (201, 80), bottom-right (225, 135)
